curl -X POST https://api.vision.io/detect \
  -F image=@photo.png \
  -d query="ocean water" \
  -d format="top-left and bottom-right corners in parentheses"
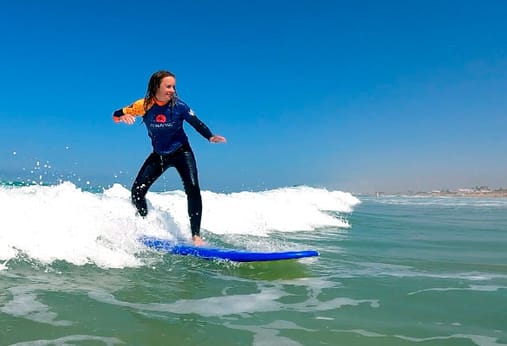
top-left (1, 183), bottom-right (506, 346)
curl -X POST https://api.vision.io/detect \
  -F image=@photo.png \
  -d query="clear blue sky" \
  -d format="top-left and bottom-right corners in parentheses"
top-left (1, 0), bottom-right (506, 193)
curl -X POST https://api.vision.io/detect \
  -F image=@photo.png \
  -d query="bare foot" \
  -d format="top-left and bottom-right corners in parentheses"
top-left (192, 235), bottom-right (205, 246)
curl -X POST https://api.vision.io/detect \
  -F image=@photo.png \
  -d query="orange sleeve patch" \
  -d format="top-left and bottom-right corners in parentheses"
top-left (122, 99), bottom-right (146, 116)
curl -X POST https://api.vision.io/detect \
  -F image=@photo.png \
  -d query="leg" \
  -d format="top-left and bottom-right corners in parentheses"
top-left (131, 153), bottom-right (165, 216)
top-left (173, 148), bottom-right (202, 237)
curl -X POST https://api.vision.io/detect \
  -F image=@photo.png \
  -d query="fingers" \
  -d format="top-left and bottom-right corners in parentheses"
top-left (210, 135), bottom-right (227, 143)
top-left (121, 114), bottom-right (136, 125)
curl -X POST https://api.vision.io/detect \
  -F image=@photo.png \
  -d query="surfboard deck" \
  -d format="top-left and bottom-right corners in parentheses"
top-left (141, 236), bottom-right (319, 262)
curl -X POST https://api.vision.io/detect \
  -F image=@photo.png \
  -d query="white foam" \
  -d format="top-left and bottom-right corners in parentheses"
top-left (336, 261), bottom-right (507, 281)
top-left (0, 182), bottom-right (179, 269)
top-left (88, 286), bottom-right (284, 317)
top-left (223, 320), bottom-right (310, 346)
top-left (395, 333), bottom-right (507, 346)
top-left (1, 286), bottom-right (73, 326)
top-left (10, 335), bottom-right (123, 346)
top-left (408, 285), bottom-right (507, 296)
top-left (333, 330), bottom-right (507, 346)
top-left (0, 182), bottom-right (358, 269)
top-left (89, 284), bottom-right (377, 318)
top-left (152, 186), bottom-right (359, 235)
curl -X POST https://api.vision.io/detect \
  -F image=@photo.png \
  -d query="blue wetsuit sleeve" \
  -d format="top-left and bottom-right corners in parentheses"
top-left (113, 109), bottom-right (124, 117)
top-left (112, 109), bottom-right (124, 122)
top-left (186, 115), bottom-right (213, 140)
top-left (180, 101), bottom-right (213, 140)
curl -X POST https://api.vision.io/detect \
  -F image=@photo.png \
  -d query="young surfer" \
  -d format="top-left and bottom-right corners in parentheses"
top-left (112, 70), bottom-right (226, 246)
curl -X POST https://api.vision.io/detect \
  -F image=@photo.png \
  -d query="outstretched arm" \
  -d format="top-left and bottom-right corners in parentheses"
top-left (112, 99), bottom-right (145, 125)
top-left (186, 115), bottom-right (227, 143)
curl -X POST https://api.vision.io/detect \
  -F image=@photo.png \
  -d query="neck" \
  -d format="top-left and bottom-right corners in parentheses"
top-left (153, 96), bottom-right (169, 106)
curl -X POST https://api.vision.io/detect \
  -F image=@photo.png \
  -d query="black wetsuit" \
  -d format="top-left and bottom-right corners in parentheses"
top-left (132, 143), bottom-right (202, 237)
top-left (113, 98), bottom-right (213, 237)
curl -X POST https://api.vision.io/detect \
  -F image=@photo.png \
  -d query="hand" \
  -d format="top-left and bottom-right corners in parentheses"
top-left (210, 135), bottom-right (226, 144)
top-left (192, 235), bottom-right (205, 246)
top-left (121, 114), bottom-right (137, 125)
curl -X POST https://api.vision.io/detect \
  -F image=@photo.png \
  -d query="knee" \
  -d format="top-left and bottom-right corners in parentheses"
top-left (185, 183), bottom-right (201, 198)
top-left (182, 176), bottom-right (200, 194)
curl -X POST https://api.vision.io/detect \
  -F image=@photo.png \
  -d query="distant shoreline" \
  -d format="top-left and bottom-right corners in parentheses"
top-left (370, 189), bottom-right (507, 198)
top-left (413, 191), bottom-right (507, 198)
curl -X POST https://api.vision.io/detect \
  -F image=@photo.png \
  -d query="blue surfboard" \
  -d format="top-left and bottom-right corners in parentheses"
top-left (141, 236), bottom-right (319, 262)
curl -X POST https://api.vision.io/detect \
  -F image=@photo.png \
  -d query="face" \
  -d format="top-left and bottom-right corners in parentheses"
top-left (155, 76), bottom-right (176, 102)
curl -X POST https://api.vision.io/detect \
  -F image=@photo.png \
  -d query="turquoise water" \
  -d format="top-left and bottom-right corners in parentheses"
top-left (1, 185), bottom-right (506, 345)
